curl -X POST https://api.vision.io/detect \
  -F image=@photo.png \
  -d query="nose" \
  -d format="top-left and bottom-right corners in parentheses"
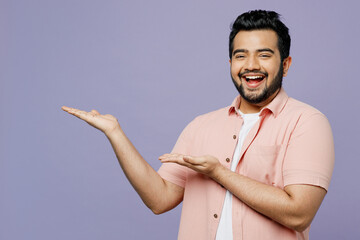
top-left (244, 55), bottom-right (260, 71)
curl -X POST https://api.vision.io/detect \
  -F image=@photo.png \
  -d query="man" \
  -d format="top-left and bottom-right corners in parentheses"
top-left (62, 10), bottom-right (334, 240)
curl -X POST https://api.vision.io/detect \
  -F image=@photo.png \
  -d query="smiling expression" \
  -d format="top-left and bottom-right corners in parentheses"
top-left (230, 30), bottom-right (291, 112)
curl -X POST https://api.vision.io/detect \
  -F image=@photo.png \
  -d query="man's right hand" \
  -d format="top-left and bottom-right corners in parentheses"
top-left (61, 106), bottom-right (120, 136)
top-left (61, 105), bottom-right (184, 214)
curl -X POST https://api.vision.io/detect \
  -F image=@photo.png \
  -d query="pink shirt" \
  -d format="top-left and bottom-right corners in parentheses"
top-left (158, 89), bottom-right (334, 240)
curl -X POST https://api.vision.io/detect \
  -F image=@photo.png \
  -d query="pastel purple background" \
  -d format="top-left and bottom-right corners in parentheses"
top-left (1, 0), bottom-right (359, 239)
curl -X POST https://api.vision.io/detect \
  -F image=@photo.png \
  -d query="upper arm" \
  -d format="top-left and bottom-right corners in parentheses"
top-left (155, 119), bottom-right (196, 214)
top-left (284, 184), bottom-right (327, 231)
top-left (282, 113), bottom-right (333, 231)
top-left (284, 113), bottom-right (335, 191)
top-left (154, 179), bottom-right (184, 214)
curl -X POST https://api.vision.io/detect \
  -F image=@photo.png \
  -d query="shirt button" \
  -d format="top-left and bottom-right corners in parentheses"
top-left (226, 158), bottom-right (230, 163)
top-left (233, 135), bottom-right (236, 139)
top-left (214, 214), bottom-right (218, 218)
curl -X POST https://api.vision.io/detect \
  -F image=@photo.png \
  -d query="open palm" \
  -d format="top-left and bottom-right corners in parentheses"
top-left (62, 106), bottom-right (120, 135)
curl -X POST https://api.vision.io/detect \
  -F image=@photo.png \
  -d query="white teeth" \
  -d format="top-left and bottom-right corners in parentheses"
top-left (245, 76), bottom-right (263, 80)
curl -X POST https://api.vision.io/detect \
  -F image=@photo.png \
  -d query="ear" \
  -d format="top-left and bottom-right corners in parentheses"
top-left (229, 59), bottom-right (232, 64)
top-left (282, 56), bottom-right (292, 77)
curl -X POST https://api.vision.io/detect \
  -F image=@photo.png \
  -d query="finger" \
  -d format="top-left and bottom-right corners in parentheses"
top-left (159, 155), bottom-right (185, 164)
top-left (160, 159), bottom-right (190, 169)
top-left (183, 155), bottom-right (197, 164)
top-left (63, 107), bottom-right (94, 122)
top-left (183, 155), bottom-right (203, 166)
top-left (91, 109), bottom-right (100, 116)
top-left (72, 110), bottom-right (93, 121)
top-left (61, 106), bottom-right (72, 112)
top-left (103, 114), bottom-right (116, 120)
top-left (159, 153), bottom-right (182, 160)
top-left (160, 157), bottom-right (201, 173)
top-left (159, 153), bottom-right (174, 159)
top-left (62, 106), bottom-right (83, 114)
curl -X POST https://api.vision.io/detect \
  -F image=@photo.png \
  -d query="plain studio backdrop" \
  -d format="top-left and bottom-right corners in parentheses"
top-left (1, 0), bottom-right (359, 239)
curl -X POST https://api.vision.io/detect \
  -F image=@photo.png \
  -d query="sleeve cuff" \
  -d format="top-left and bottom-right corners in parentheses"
top-left (283, 169), bottom-right (331, 191)
top-left (158, 163), bottom-right (187, 188)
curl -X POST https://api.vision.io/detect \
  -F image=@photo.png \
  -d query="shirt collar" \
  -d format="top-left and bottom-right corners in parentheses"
top-left (228, 88), bottom-right (289, 118)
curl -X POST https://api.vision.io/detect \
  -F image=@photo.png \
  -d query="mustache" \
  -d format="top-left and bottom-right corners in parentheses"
top-left (238, 70), bottom-right (268, 78)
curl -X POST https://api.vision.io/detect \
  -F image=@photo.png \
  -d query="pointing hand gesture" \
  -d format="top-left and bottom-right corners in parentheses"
top-left (62, 106), bottom-right (120, 136)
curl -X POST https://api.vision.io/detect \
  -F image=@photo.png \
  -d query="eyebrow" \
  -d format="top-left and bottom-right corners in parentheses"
top-left (232, 48), bottom-right (275, 56)
top-left (257, 48), bottom-right (275, 54)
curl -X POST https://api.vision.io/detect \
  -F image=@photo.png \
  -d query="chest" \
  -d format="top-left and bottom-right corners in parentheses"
top-left (188, 115), bottom-right (295, 187)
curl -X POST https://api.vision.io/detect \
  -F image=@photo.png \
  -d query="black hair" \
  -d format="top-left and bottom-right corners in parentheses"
top-left (229, 10), bottom-right (291, 61)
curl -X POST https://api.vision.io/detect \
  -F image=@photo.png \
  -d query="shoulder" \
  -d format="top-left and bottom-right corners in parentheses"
top-left (283, 97), bottom-right (328, 121)
top-left (286, 97), bottom-right (323, 114)
top-left (190, 106), bottom-right (231, 126)
top-left (179, 106), bottom-right (232, 137)
top-left (282, 97), bottom-right (332, 133)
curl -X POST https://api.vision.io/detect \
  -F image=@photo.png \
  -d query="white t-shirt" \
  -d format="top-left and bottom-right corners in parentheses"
top-left (216, 110), bottom-right (260, 240)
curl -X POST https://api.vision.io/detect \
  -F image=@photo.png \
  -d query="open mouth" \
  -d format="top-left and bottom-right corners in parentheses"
top-left (243, 75), bottom-right (265, 82)
top-left (239, 73), bottom-right (267, 88)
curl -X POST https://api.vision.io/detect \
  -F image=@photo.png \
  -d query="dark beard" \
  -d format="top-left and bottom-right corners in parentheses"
top-left (232, 64), bottom-right (283, 104)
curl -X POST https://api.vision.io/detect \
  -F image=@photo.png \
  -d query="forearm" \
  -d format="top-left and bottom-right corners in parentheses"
top-left (61, 106), bottom-right (183, 214)
top-left (159, 153), bottom-right (326, 231)
top-left (106, 127), bottom-right (180, 213)
top-left (211, 165), bottom-right (323, 232)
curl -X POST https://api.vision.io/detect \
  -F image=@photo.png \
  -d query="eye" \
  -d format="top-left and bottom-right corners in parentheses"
top-left (260, 54), bottom-right (271, 58)
top-left (235, 55), bottom-right (245, 59)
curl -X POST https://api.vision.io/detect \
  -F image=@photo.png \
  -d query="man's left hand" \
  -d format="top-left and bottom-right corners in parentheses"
top-left (159, 154), bottom-right (222, 177)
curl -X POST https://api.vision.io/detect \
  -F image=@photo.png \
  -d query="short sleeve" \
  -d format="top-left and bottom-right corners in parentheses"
top-left (157, 119), bottom-right (196, 188)
top-left (283, 113), bottom-right (335, 191)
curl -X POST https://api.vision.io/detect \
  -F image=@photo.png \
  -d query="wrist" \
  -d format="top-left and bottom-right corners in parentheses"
top-left (209, 163), bottom-right (227, 182)
top-left (105, 124), bottom-right (122, 139)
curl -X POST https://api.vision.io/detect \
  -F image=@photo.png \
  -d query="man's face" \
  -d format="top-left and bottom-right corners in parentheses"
top-left (230, 30), bottom-right (289, 105)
